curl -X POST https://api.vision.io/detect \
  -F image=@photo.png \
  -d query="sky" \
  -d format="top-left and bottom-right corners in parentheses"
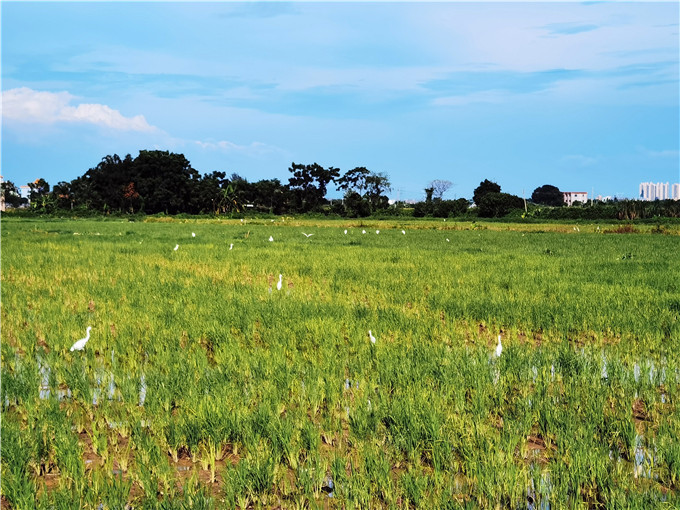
top-left (2, 1), bottom-right (678, 202)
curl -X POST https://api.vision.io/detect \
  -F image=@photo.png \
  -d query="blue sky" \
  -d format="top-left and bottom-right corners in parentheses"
top-left (2, 1), bottom-right (678, 201)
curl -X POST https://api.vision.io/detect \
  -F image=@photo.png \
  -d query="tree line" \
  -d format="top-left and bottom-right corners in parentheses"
top-left (1, 151), bottom-right (390, 217)
top-left (3, 150), bottom-right (680, 219)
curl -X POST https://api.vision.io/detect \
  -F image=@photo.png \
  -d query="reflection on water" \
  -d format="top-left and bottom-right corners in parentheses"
top-left (139, 374), bottom-right (147, 406)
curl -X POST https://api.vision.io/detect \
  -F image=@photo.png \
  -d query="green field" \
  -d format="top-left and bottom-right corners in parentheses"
top-left (1, 216), bottom-right (679, 509)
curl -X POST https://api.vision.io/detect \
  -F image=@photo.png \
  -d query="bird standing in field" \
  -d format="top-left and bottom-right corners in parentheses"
top-left (70, 327), bottom-right (92, 352)
top-left (277, 274), bottom-right (283, 291)
top-left (174, 244), bottom-right (179, 251)
top-left (192, 232), bottom-right (196, 237)
top-left (402, 230), bottom-right (406, 235)
top-left (269, 236), bottom-right (274, 242)
top-left (369, 330), bottom-right (376, 344)
top-left (495, 335), bottom-right (503, 357)
top-left (229, 243), bottom-right (234, 250)
top-left (344, 229), bottom-right (347, 235)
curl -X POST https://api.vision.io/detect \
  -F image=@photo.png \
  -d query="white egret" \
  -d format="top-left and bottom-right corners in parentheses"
top-left (402, 230), bottom-right (406, 235)
top-left (495, 335), bottom-right (503, 357)
top-left (277, 274), bottom-right (283, 291)
top-left (229, 243), bottom-right (234, 250)
top-left (344, 229), bottom-right (347, 234)
top-left (376, 230), bottom-right (380, 234)
top-left (269, 236), bottom-right (274, 242)
top-left (302, 233), bottom-right (314, 238)
top-left (70, 327), bottom-right (92, 352)
top-left (192, 232), bottom-right (196, 237)
top-left (362, 230), bottom-right (366, 234)
top-left (174, 244), bottom-right (179, 251)
top-left (446, 238), bottom-right (450, 242)
top-left (369, 330), bottom-right (376, 344)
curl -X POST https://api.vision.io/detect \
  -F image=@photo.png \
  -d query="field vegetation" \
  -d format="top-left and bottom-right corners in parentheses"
top-left (1, 217), bottom-right (679, 508)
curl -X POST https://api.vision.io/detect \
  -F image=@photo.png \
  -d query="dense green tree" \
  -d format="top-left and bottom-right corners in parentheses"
top-left (78, 154), bottom-right (134, 211)
top-left (287, 162), bottom-right (339, 213)
top-left (1, 180), bottom-right (26, 208)
top-left (364, 172), bottom-right (391, 211)
top-left (336, 167), bottom-right (372, 195)
top-left (27, 178), bottom-right (53, 211)
top-left (133, 150), bottom-right (200, 214)
top-left (191, 171), bottom-right (228, 214)
top-left (433, 198), bottom-right (470, 217)
top-left (342, 191), bottom-right (371, 217)
top-left (473, 179), bottom-right (501, 206)
top-left (531, 184), bottom-right (563, 206)
top-left (52, 181), bottom-right (74, 210)
top-left (477, 192), bottom-right (524, 217)
top-left (28, 178), bottom-right (50, 202)
top-left (336, 167), bottom-right (391, 216)
top-left (248, 179), bottom-right (287, 214)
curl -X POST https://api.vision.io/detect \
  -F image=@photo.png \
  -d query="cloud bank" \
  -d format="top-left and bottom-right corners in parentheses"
top-left (2, 87), bottom-right (156, 132)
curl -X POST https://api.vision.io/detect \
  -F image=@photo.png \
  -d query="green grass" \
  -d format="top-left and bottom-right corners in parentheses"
top-left (1, 216), bottom-right (678, 508)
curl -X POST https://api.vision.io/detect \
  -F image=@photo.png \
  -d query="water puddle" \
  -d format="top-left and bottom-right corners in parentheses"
top-left (139, 374), bottom-right (147, 407)
top-left (38, 356), bottom-right (51, 399)
top-left (633, 434), bottom-right (657, 480)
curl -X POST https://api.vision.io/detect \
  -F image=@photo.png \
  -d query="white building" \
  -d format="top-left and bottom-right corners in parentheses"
top-left (639, 182), bottom-right (679, 201)
top-left (19, 185), bottom-right (31, 201)
top-left (563, 191), bottom-right (588, 206)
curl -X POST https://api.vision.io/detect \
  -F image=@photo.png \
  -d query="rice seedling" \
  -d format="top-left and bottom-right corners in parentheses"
top-left (1, 217), bottom-right (678, 507)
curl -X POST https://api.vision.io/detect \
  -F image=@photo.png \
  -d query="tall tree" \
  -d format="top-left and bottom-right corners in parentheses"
top-left (79, 153), bottom-right (134, 211)
top-left (531, 184), bottom-right (564, 207)
top-left (133, 150), bottom-right (200, 214)
top-left (364, 172), bottom-right (391, 211)
top-left (287, 162), bottom-right (339, 212)
top-left (1, 180), bottom-right (25, 208)
top-left (473, 179), bottom-right (501, 206)
top-left (336, 167), bottom-right (391, 216)
top-left (336, 167), bottom-right (372, 195)
top-left (248, 179), bottom-right (287, 214)
top-left (478, 192), bottom-right (524, 217)
top-left (430, 179), bottom-right (453, 200)
top-left (52, 181), bottom-right (74, 210)
top-left (192, 171), bottom-right (228, 214)
top-left (28, 178), bottom-right (52, 210)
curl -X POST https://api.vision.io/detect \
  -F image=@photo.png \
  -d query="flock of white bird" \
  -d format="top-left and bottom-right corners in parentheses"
top-left (71, 227), bottom-right (506, 358)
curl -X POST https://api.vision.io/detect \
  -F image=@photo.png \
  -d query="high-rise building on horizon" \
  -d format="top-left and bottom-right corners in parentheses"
top-left (639, 182), bottom-right (679, 201)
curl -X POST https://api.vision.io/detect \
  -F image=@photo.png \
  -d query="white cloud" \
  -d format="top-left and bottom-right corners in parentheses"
top-left (431, 89), bottom-right (511, 106)
top-left (561, 154), bottom-right (598, 167)
top-left (637, 146), bottom-right (679, 158)
top-left (2, 87), bottom-right (156, 132)
top-left (194, 139), bottom-right (284, 155)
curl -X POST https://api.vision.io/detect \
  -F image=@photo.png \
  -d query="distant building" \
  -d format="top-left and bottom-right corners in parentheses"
top-left (19, 185), bottom-right (31, 202)
top-left (563, 191), bottom-right (588, 206)
top-left (639, 181), bottom-right (679, 201)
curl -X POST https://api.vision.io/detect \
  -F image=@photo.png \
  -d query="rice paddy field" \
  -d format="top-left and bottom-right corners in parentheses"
top-left (1, 216), bottom-right (679, 509)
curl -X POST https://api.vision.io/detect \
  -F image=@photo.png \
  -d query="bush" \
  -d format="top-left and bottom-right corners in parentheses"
top-left (478, 192), bottom-right (524, 218)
